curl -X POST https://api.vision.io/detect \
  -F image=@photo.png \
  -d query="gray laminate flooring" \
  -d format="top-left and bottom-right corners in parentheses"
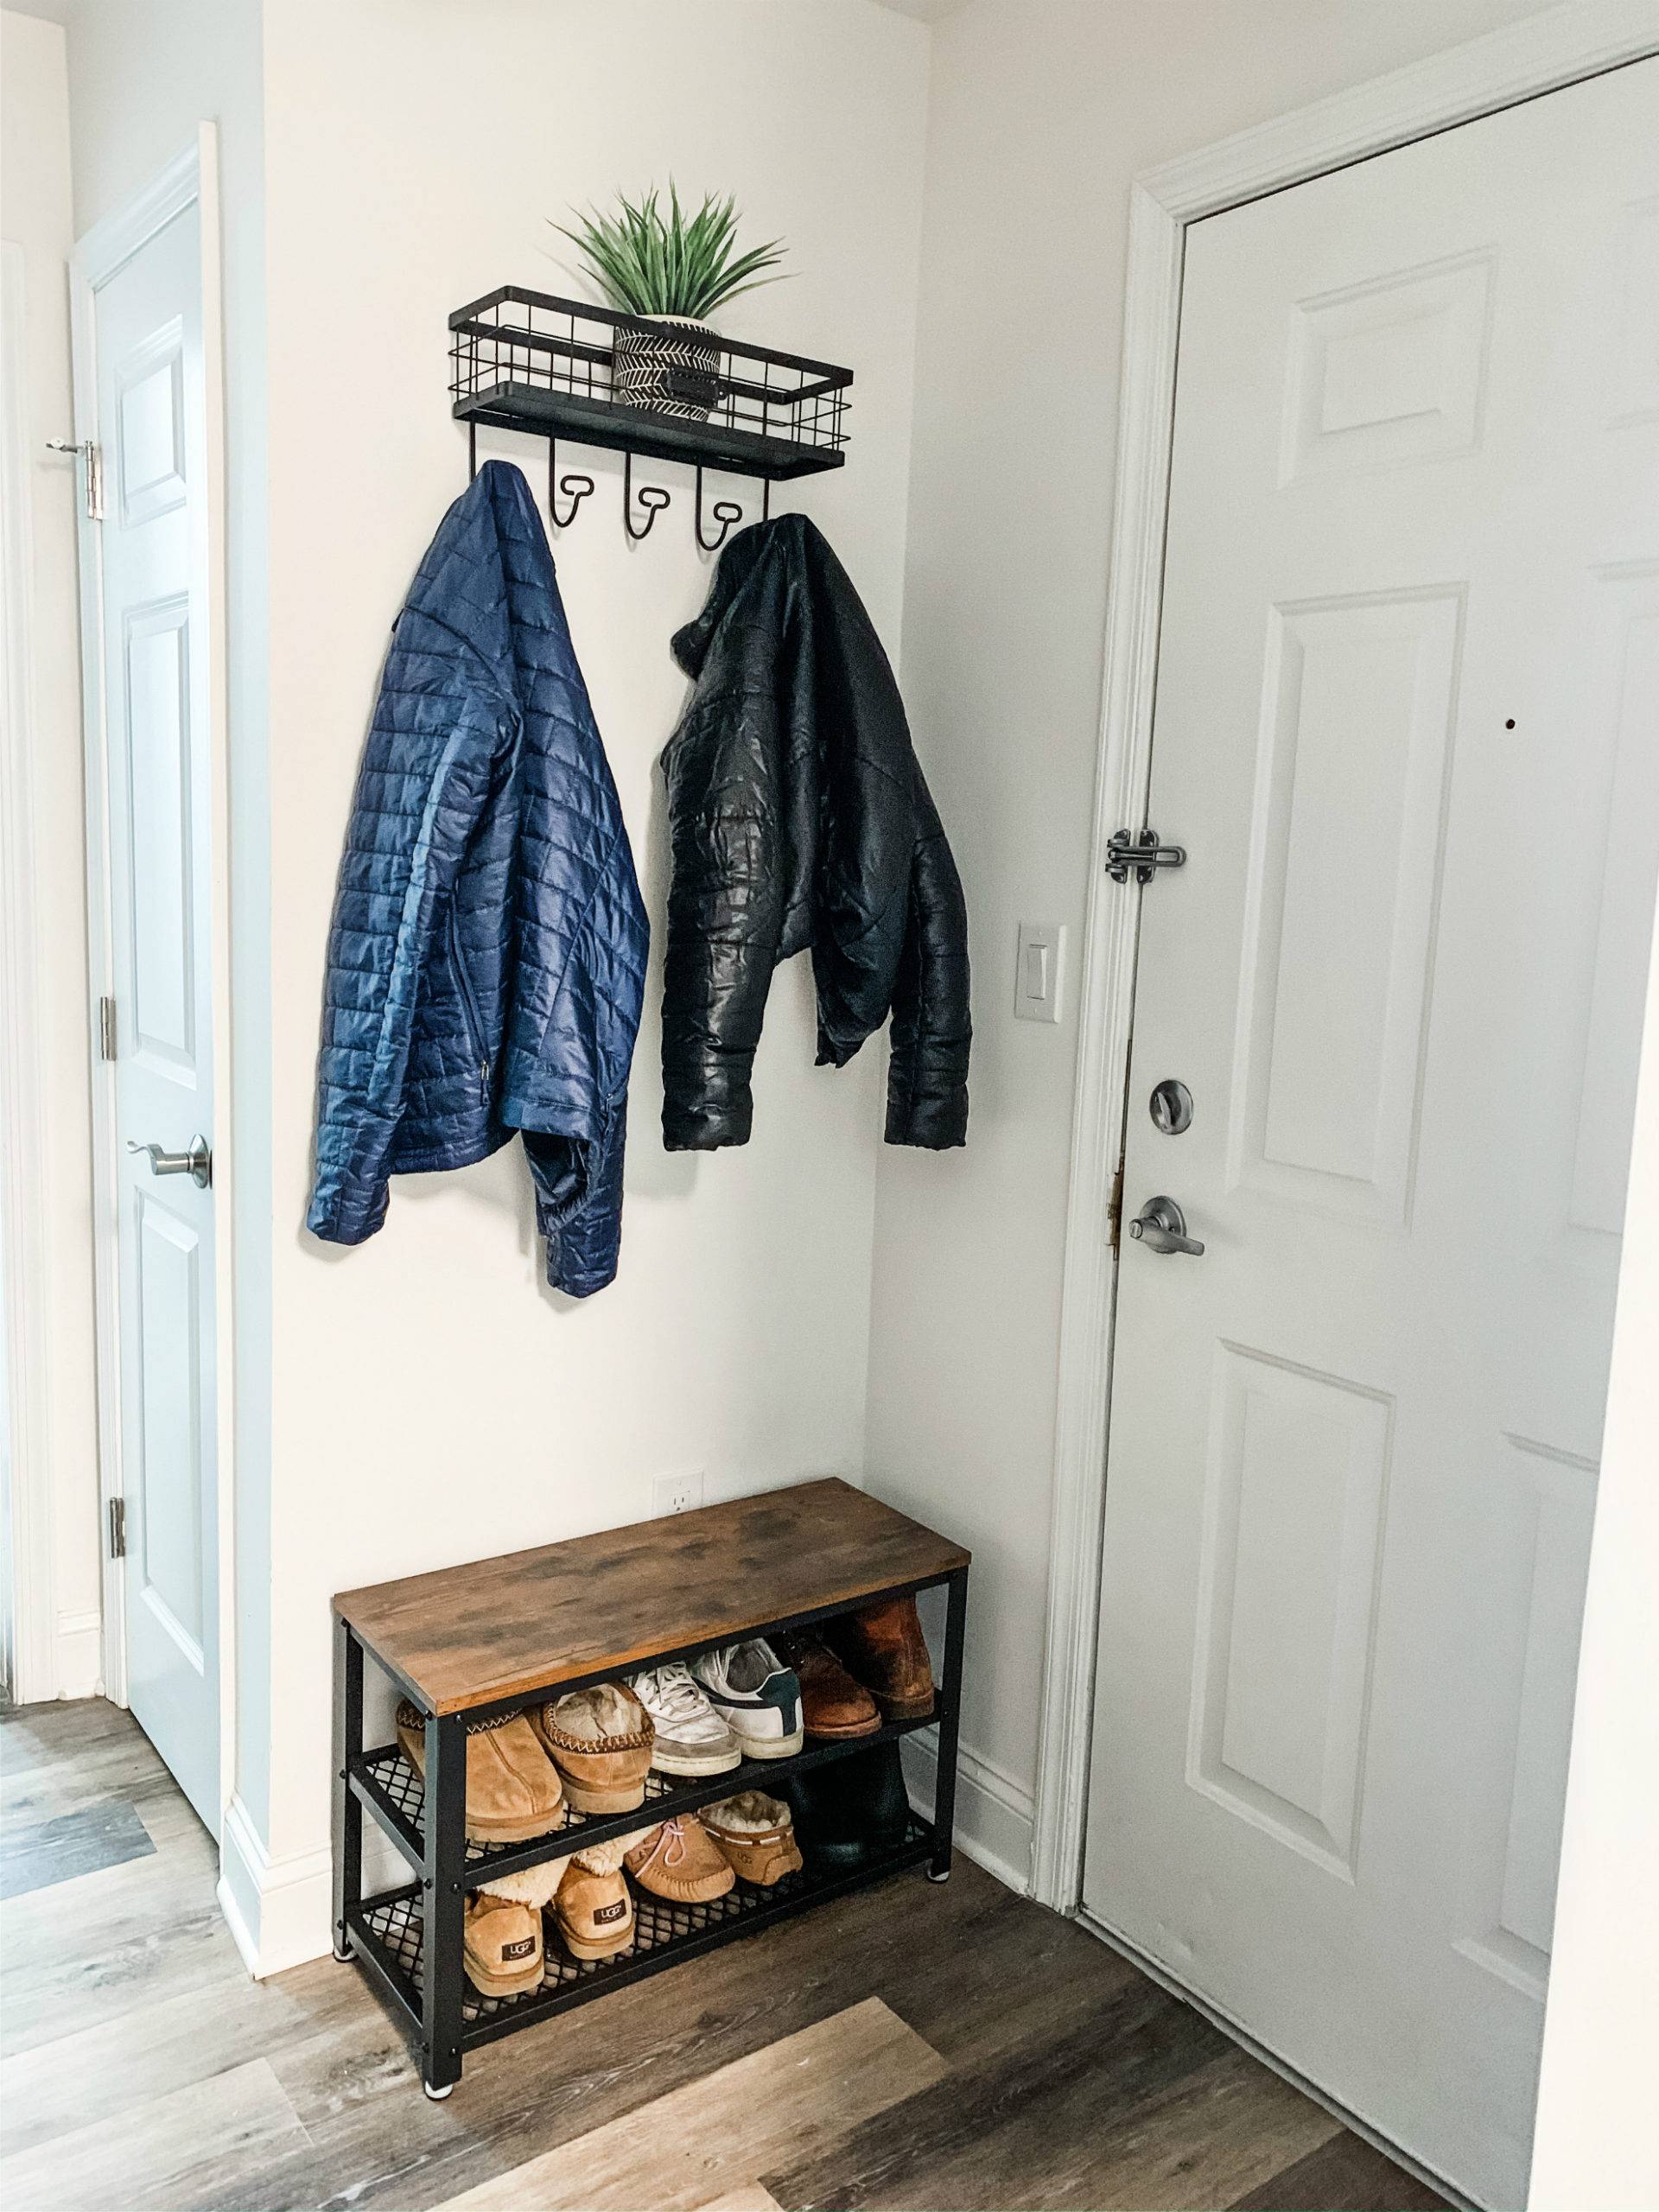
top-left (0, 1697), bottom-right (1448, 2212)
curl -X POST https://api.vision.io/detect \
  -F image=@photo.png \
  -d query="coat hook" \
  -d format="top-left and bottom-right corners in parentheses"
top-left (468, 420), bottom-right (477, 482)
top-left (694, 466), bottom-right (745, 553)
top-left (548, 439), bottom-right (594, 530)
top-left (623, 451), bottom-right (670, 540)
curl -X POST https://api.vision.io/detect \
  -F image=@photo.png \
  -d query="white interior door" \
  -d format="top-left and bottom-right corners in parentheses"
top-left (1083, 60), bottom-right (1659, 2209)
top-left (86, 193), bottom-right (219, 1834)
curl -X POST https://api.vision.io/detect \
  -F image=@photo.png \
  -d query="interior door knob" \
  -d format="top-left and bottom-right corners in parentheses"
top-left (127, 1135), bottom-right (213, 1190)
top-left (1128, 1194), bottom-right (1204, 1255)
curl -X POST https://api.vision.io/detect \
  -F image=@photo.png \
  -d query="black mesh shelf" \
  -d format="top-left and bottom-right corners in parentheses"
top-left (352, 1713), bottom-right (934, 1891)
top-left (349, 1816), bottom-right (933, 2049)
top-left (448, 286), bottom-right (851, 480)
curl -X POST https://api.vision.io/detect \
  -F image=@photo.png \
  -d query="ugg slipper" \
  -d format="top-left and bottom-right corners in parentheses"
top-left (624, 1815), bottom-right (735, 1904)
top-left (701, 1789), bottom-right (804, 1887)
top-left (550, 1833), bottom-right (649, 1960)
top-left (462, 1891), bottom-right (543, 1998)
top-left (531, 1682), bottom-right (656, 1814)
top-left (396, 1701), bottom-right (566, 1847)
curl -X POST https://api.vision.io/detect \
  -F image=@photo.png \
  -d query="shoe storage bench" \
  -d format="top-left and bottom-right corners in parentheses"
top-left (332, 1478), bottom-right (970, 2097)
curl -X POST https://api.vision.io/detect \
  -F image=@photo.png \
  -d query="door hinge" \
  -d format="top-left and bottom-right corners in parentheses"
top-left (46, 437), bottom-right (104, 520)
top-left (98, 995), bottom-right (118, 1060)
top-left (1107, 1162), bottom-right (1125, 1253)
top-left (1107, 827), bottom-right (1186, 885)
top-left (108, 1497), bottom-right (127, 1560)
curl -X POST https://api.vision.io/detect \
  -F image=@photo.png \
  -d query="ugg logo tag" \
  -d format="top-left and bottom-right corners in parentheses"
top-left (592, 1899), bottom-right (628, 1925)
top-left (501, 1937), bottom-right (537, 1960)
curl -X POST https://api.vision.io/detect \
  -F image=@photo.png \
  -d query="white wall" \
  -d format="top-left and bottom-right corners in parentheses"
top-left (1529, 907), bottom-right (1659, 2208)
top-left (240, 0), bottom-right (929, 1967)
top-left (0, 9), bottom-right (102, 1700)
top-left (868, 0), bottom-right (1569, 1886)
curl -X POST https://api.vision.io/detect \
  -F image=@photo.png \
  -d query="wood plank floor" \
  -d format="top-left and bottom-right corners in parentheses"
top-left (0, 1699), bottom-right (1448, 2212)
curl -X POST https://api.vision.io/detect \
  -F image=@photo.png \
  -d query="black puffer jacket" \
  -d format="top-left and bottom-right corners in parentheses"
top-left (662, 515), bottom-right (970, 1152)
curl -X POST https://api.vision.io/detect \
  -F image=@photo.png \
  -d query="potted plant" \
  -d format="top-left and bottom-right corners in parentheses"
top-left (553, 183), bottom-right (787, 421)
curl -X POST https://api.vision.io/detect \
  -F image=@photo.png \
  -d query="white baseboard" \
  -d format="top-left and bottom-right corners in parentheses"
top-left (54, 1608), bottom-right (102, 1700)
top-left (902, 1729), bottom-right (1034, 1896)
top-left (218, 1791), bottom-right (334, 1978)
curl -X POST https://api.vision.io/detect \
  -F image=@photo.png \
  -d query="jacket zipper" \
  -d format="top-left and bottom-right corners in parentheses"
top-left (448, 904), bottom-right (490, 1094)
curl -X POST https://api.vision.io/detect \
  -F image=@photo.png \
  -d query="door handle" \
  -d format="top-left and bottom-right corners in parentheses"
top-left (127, 1135), bottom-right (213, 1190)
top-left (1128, 1193), bottom-right (1204, 1255)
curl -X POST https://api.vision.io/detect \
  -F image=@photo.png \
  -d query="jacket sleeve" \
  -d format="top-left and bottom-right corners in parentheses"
top-left (884, 769), bottom-right (971, 1148)
top-left (659, 691), bottom-right (787, 1150)
top-left (307, 667), bottom-right (506, 1243)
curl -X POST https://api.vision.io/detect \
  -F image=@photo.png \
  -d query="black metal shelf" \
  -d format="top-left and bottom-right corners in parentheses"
top-left (350, 1711), bottom-right (936, 1891)
top-left (346, 1816), bottom-right (934, 2051)
top-left (449, 286), bottom-right (851, 485)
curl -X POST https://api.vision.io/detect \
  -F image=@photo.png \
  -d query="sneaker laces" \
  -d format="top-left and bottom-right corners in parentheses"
top-left (635, 1664), bottom-right (711, 1725)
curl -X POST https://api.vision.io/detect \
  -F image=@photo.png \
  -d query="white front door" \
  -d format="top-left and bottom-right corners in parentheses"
top-left (86, 191), bottom-right (219, 1834)
top-left (1083, 60), bottom-right (1659, 2208)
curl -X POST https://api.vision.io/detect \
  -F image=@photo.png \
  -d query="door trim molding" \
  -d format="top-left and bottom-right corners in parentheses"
top-left (70, 129), bottom-right (236, 1828)
top-left (1033, 0), bottom-right (1659, 1914)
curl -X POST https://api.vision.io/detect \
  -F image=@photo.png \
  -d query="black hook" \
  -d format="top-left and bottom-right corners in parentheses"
top-left (468, 420), bottom-right (477, 483)
top-left (548, 439), bottom-right (594, 531)
top-left (623, 450), bottom-right (671, 541)
top-left (694, 467), bottom-right (746, 553)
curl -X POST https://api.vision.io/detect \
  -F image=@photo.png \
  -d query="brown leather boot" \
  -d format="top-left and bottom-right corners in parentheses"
top-left (396, 1701), bottom-right (566, 1846)
top-left (624, 1815), bottom-right (734, 1904)
top-left (776, 1633), bottom-right (880, 1739)
top-left (823, 1598), bottom-right (934, 1720)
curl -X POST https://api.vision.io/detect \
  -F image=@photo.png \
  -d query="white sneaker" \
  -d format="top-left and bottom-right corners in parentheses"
top-left (627, 1662), bottom-right (742, 1777)
top-left (690, 1641), bottom-right (804, 1761)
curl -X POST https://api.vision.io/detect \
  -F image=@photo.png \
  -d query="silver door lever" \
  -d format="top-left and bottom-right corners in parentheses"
top-left (1128, 1194), bottom-right (1204, 1255)
top-left (128, 1136), bottom-right (213, 1190)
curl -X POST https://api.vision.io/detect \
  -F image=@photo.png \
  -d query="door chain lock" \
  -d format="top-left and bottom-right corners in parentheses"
top-left (1107, 827), bottom-right (1186, 885)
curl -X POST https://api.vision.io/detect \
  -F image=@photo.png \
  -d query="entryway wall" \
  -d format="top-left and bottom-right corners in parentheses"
top-left (866, 0), bottom-right (1598, 1891)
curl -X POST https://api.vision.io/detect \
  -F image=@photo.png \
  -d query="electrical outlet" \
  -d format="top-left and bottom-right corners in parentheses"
top-left (653, 1469), bottom-right (704, 1517)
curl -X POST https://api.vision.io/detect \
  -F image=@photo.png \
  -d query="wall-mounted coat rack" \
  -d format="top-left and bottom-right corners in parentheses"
top-left (450, 287), bottom-right (852, 548)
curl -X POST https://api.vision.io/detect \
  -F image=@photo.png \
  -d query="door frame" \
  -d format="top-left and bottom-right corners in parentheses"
top-left (1033, 0), bottom-right (1659, 1915)
top-left (69, 130), bottom-right (237, 1818)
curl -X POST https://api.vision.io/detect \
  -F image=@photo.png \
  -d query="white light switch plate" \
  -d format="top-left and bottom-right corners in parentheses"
top-left (1014, 921), bottom-right (1065, 1023)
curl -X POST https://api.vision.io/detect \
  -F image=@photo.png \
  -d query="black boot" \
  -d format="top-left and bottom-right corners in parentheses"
top-left (783, 1742), bottom-right (912, 1871)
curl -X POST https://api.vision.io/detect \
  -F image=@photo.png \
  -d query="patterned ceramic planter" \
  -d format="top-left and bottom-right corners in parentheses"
top-left (610, 315), bottom-right (721, 420)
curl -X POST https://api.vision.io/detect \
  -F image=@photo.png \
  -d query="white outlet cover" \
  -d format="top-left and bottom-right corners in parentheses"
top-left (652, 1470), bottom-right (705, 1516)
top-left (1015, 921), bottom-right (1065, 1023)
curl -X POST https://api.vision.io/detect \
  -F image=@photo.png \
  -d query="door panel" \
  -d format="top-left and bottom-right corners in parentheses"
top-left (94, 198), bottom-right (219, 1834)
top-left (1084, 61), bottom-right (1659, 2207)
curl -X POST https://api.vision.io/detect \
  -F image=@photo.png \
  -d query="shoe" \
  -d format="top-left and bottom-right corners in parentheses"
top-left (395, 1701), bottom-right (566, 1847)
top-left (624, 1815), bottom-right (735, 1904)
top-left (783, 1742), bottom-right (911, 1871)
top-left (461, 1891), bottom-right (543, 1998)
top-left (550, 1835), bottom-right (639, 1960)
top-left (627, 1662), bottom-right (742, 1777)
top-left (530, 1681), bottom-right (655, 1814)
top-left (690, 1640), bottom-right (804, 1760)
top-left (702, 1789), bottom-right (804, 1887)
top-left (823, 1597), bottom-right (935, 1720)
top-left (776, 1633), bottom-right (880, 1740)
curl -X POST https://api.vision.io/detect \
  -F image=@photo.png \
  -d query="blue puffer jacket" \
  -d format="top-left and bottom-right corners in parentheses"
top-left (306, 461), bottom-right (648, 1297)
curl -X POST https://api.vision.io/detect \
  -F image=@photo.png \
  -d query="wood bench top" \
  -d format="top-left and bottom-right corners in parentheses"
top-left (334, 1478), bottom-right (969, 1714)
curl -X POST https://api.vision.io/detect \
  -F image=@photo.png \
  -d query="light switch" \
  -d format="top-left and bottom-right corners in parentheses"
top-left (1014, 921), bottom-right (1065, 1024)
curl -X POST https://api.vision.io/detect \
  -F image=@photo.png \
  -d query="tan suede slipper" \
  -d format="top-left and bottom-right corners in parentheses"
top-left (701, 1789), bottom-right (804, 1887)
top-left (396, 1701), bottom-right (566, 1847)
top-left (624, 1815), bottom-right (735, 1904)
top-left (462, 1892), bottom-right (543, 1998)
top-left (550, 1833), bottom-right (645, 1960)
top-left (530, 1681), bottom-right (655, 1814)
